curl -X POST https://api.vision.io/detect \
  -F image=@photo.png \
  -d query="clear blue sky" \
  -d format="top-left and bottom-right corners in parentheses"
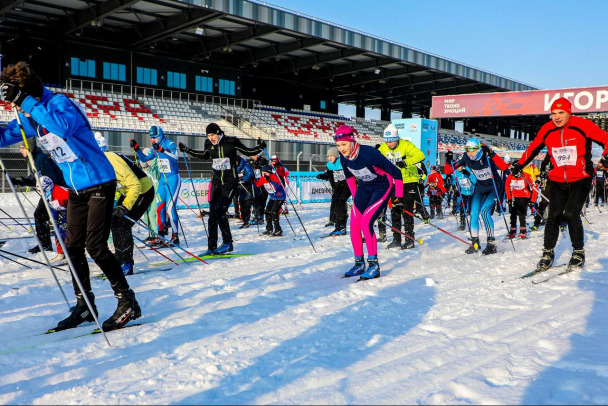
top-left (266, 0), bottom-right (608, 90)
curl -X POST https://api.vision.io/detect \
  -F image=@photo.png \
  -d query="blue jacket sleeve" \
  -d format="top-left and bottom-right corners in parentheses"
top-left (20, 95), bottom-right (80, 139)
top-left (0, 116), bottom-right (37, 148)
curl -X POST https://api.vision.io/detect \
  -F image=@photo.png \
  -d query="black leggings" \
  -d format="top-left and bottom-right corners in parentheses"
top-left (207, 185), bottom-right (237, 250)
top-left (265, 199), bottom-right (284, 232)
top-left (112, 188), bottom-right (155, 266)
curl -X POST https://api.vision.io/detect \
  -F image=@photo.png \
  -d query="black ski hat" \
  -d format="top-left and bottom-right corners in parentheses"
top-left (206, 123), bottom-right (222, 135)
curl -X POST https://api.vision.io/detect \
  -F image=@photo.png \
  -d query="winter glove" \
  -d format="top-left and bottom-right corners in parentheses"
top-left (178, 141), bottom-right (188, 152)
top-left (510, 162), bottom-right (523, 176)
top-left (481, 144), bottom-right (495, 157)
top-left (1, 82), bottom-right (28, 107)
top-left (257, 140), bottom-right (267, 150)
top-left (316, 174), bottom-right (324, 180)
top-left (395, 160), bottom-right (407, 168)
top-left (129, 139), bottom-right (140, 151)
top-left (392, 197), bottom-right (404, 207)
top-left (10, 177), bottom-right (23, 186)
top-left (461, 169), bottom-right (471, 177)
top-left (113, 205), bottom-right (129, 218)
top-left (152, 142), bottom-right (163, 152)
top-left (445, 151), bottom-right (454, 163)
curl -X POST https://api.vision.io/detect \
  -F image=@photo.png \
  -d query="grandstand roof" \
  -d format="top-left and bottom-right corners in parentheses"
top-left (0, 0), bottom-right (537, 116)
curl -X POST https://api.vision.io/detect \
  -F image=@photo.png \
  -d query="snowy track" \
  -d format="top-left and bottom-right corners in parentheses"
top-left (1, 193), bottom-right (607, 404)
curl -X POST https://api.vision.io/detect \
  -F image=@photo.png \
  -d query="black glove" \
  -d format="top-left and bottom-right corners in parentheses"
top-left (10, 177), bottom-right (23, 186)
top-left (445, 151), bottom-right (454, 163)
top-left (461, 169), bottom-right (471, 177)
top-left (510, 162), bottom-right (523, 176)
top-left (113, 205), bottom-right (129, 218)
top-left (257, 140), bottom-right (267, 150)
top-left (481, 144), bottom-right (495, 157)
top-left (395, 161), bottom-right (407, 168)
top-left (178, 141), bottom-right (188, 152)
top-left (152, 142), bottom-right (163, 152)
top-left (316, 174), bottom-right (324, 180)
top-left (129, 139), bottom-right (139, 151)
top-left (1, 82), bottom-right (28, 107)
top-left (392, 197), bottom-right (404, 207)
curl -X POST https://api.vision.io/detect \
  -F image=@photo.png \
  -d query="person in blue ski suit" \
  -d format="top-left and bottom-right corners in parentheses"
top-left (451, 162), bottom-right (477, 231)
top-left (236, 156), bottom-right (255, 227)
top-left (444, 138), bottom-right (508, 255)
top-left (0, 61), bottom-right (140, 331)
top-left (130, 125), bottom-right (181, 246)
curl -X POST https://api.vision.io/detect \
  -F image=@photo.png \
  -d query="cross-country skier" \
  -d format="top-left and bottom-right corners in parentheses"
top-left (316, 146), bottom-right (351, 236)
top-left (426, 166), bottom-right (446, 220)
top-left (334, 125), bottom-right (403, 280)
top-left (511, 97), bottom-right (608, 271)
top-left (253, 164), bottom-right (286, 236)
top-left (505, 170), bottom-right (537, 239)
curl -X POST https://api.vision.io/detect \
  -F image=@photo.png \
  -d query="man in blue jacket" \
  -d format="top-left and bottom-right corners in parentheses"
top-left (0, 61), bottom-right (140, 331)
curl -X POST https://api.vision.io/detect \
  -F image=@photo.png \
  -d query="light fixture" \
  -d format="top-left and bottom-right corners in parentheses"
top-left (374, 68), bottom-right (381, 75)
top-left (312, 64), bottom-right (321, 70)
top-left (379, 79), bottom-right (386, 84)
top-left (172, 34), bottom-right (179, 41)
top-left (252, 61), bottom-right (258, 68)
top-left (14, 2), bottom-right (23, 11)
top-left (195, 26), bottom-right (205, 35)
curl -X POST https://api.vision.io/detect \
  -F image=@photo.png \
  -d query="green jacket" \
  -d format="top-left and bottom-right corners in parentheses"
top-left (377, 139), bottom-right (425, 184)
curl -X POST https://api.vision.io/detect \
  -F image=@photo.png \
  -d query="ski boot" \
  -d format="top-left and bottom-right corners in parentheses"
top-left (387, 240), bottom-right (401, 249)
top-left (214, 242), bottom-right (234, 255)
top-left (121, 261), bottom-right (134, 276)
top-left (377, 231), bottom-right (387, 242)
top-left (201, 248), bottom-right (215, 256)
top-left (518, 227), bottom-right (527, 239)
top-left (568, 249), bottom-right (585, 269)
top-left (466, 237), bottom-right (480, 254)
top-left (262, 229), bottom-right (273, 236)
top-left (482, 237), bottom-right (497, 255)
top-left (54, 292), bottom-right (98, 331)
top-left (536, 248), bottom-right (554, 271)
top-left (170, 232), bottom-right (180, 246)
top-left (329, 227), bottom-right (347, 236)
top-left (239, 223), bottom-right (250, 229)
top-left (344, 256), bottom-right (366, 278)
top-left (359, 256), bottom-right (380, 280)
top-left (272, 229), bottom-right (283, 237)
top-left (530, 224), bottom-right (539, 231)
top-left (401, 241), bottom-right (415, 250)
top-left (324, 220), bottom-right (334, 228)
top-left (458, 221), bottom-right (466, 231)
top-left (102, 289), bottom-right (141, 331)
top-left (506, 228), bottom-right (516, 239)
top-left (50, 253), bottom-right (65, 263)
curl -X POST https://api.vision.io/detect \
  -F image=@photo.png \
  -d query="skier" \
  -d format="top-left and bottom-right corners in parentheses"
top-left (316, 146), bottom-right (351, 236)
top-left (270, 154), bottom-right (290, 214)
top-left (179, 123), bottom-right (266, 255)
top-left (444, 138), bottom-right (508, 255)
top-left (138, 147), bottom-right (160, 242)
top-left (426, 166), bottom-right (446, 220)
top-left (38, 176), bottom-right (68, 263)
top-left (236, 156), bottom-right (255, 228)
top-left (253, 164), bottom-right (286, 236)
top-left (0, 61), bottom-right (140, 331)
top-left (377, 123), bottom-right (426, 249)
top-left (593, 161), bottom-right (606, 206)
top-left (10, 139), bottom-right (66, 254)
top-left (452, 163), bottom-right (476, 231)
top-left (130, 125), bottom-right (181, 247)
top-left (505, 169), bottom-right (537, 239)
top-left (333, 125), bottom-right (403, 280)
top-left (249, 152), bottom-right (269, 225)
top-left (511, 97), bottom-right (608, 271)
top-left (96, 133), bottom-right (155, 275)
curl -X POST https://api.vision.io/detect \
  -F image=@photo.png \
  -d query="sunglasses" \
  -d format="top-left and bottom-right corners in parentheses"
top-left (464, 146), bottom-right (480, 152)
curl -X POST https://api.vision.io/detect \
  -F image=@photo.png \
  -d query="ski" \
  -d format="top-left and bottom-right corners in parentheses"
top-left (96, 268), bottom-right (172, 279)
top-left (320, 233), bottom-right (347, 239)
top-left (149, 253), bottom-right (252, 267)
top-left (531, 265), bottom-right (581, 284)
top-left (90, 323), bottom-right (143, 335)
top-left (520, 264), bottom-right (568, 280)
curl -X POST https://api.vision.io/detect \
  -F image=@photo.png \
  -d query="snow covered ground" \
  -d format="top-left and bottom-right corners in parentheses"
top-left (1, 192), bottom-right (607, 405)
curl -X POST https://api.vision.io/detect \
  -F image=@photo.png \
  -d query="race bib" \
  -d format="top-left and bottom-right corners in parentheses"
top-left (333, 170), bottom-right (346, 182)
top-left (159, 158), bottom-right (171, 173)
top-left (510, 179), bottom-right (525, 190)
top-left (254, 169), bottom-right (262, 179)
top-left (597, 171), bottom-right (604, 179)
top-left (212, 157), bottom-right (231, 171)
top-left (385, 151), bottom-right (403, 166)
top-left (263, 182), bottom-right (276, 193)
top-left (458, 177), bottom-right (472, 189)
top-left (39, 133), bottom-right (78, 163)
top-left (552, 146), bottom-right (577, 167)
top-left (471, 167), bottom-right (492, 181)
top-left (349, 167), bottom-right (377, 182)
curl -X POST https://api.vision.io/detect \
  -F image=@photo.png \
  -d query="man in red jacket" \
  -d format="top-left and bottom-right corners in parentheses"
top-left (511, 97), bottom-right (608, 271)
top-left (505, 171), bottom-right (538, 239)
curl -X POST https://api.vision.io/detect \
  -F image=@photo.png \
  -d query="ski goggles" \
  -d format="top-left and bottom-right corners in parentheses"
top-left (333, 132), bottom-right (355, 141)
top-left (464, 146), bottom-right (480, 152)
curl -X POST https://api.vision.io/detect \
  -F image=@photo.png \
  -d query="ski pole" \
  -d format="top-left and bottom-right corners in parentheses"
top-left (0, 207), bottom-right (31, 233)
top-left (486, 156), bottom-right (515, 252)
top-left (11, 112), bottom-right (111, 346)
top-left (124, 215), bottom-right (209, 265)
top-left (156, 150), bottom-right (189, 248)
top-left (0, 218), bottom-right (11, 230)
top-left (281, 201), bottom-right (297, 236)
top-left (520, 172), bottom-right (550, 203)
top-left (377, 217), bottom-right (423, 244)
top-left (177, 195), bottom-right (205, 217)
top-left (401, 208), bottom-right (478, 249)
top-left (0, 251), bottom-right (34, 269)
top-left (181, 151), bottom-right (209, 238)
top-left (261, 147), bottom-right (316, 253)
top-left (0, 248), bottom-right (68, 271)
top-left (132, 234), bottom-right (178, 266)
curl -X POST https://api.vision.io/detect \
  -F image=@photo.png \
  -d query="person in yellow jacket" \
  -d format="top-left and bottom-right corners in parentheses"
top-left (523, 162), bottom-right (540, 183)
top-left (95, 133), bottom-right (155, 275)
top-left (377, 124), bottom-right (427, 249)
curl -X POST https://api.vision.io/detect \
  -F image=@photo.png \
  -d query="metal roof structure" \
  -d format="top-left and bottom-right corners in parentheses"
top-left (0, 0), bottom-right (538, 118)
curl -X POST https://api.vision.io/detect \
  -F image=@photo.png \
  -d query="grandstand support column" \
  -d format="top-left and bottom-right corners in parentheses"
top-left (380, 99), bottom-right (391, 122)
top-left (401, 103), bottom-right (412, 119)
top-left (356, 95), bottom-right (365, 119)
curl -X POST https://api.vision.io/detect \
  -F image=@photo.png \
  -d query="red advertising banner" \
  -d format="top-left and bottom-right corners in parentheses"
top-left (431, 86), bottom-right (608, 118)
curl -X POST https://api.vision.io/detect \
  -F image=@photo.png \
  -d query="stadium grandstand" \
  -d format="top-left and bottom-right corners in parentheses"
top-left (0, 0), bottom-right (541, 181)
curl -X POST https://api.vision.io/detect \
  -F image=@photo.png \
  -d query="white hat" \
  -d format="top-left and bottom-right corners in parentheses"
top-left (503, 154), bottom-right (511, 163)
top-left (94, 132), bottom-right (107, 152)
top-left (383, 124), bottom-right (399, 142)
